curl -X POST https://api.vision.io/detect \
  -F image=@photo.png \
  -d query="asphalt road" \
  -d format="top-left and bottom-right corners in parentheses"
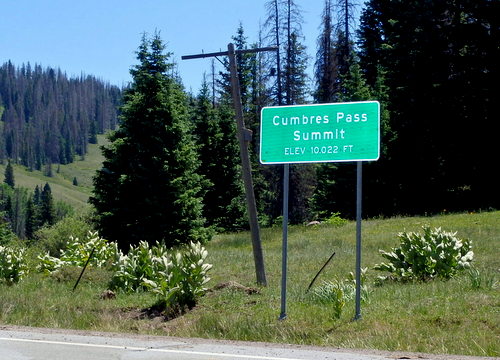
top-left (0, 326), bottom-right (496, 360)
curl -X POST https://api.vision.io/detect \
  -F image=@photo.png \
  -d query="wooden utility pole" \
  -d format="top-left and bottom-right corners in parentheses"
top-left (227, 43), bottom-right (266, 286)
top-left (182, 43), bottom-right (277, 286)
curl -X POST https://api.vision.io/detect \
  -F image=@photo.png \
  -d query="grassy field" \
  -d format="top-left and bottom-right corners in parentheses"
top-left (0, 210), bottom-right (498, 357)
top-left (0, 134), bottom-right (107, 209)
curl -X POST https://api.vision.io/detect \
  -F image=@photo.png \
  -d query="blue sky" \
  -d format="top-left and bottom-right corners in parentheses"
top-left (1, 0), bottom-right (360, 93)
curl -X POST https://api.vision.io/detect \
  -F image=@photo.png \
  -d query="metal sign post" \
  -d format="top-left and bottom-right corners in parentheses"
top-left (354, 161), bottom-right (363, 320)
top-left (279, 163), bottom-right (290, 320)
top-left (260, 101), bottom-right (380, 320)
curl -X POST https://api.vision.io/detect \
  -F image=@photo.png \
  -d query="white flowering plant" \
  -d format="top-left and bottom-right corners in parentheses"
top-left (0, 245), bottom-right (28, 284)
top-left (374, 225), bottom-right (473, 281)
top-left (110, 241), bottom-right (212, 309)
top-left (36, 231), bottom-right (119, 274)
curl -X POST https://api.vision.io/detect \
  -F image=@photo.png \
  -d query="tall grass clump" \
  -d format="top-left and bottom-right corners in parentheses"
top-left (466, 267), bottom-right (498, 290)
top-left (308, 268), bottom-right (368, 319)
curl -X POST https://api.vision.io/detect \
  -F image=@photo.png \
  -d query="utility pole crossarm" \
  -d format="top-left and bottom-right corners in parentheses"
top-left (181, 46), bottom-right (277, 60)
top-left (181, 50), bottom-right (228, 60)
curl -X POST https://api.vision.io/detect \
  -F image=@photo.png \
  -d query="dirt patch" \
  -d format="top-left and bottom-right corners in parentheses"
top-left (135, 302), bottom-right (194, 322)
top-left (209, 281), bottom-right (260, 295)
top-left (99, 289), bottom-right (116, 300)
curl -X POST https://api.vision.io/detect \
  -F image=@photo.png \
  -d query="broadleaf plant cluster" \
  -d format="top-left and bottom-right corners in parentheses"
top-left (34, 232), bottom-right (212, 310)
top-left (110, 241), bottom-right (212, 310)
top-left (37, 231), bottom-right (119, 274)
top-left (374, 225), bottom-right (473, 281)
top-left (0, 245), bottom-right (28, 284)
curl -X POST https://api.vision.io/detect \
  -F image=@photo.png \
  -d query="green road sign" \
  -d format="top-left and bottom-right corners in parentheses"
top-left (260, 101), bottom-right (380, 164)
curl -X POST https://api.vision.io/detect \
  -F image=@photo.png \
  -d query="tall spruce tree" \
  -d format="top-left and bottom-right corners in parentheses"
top-left (3, 160), bottom-right (14, 188)
top-left (193, 81), bottom-right (246, 231)
top-left (40, 182), bottom-right (55, 227)
top-left (286, 29), bottom-right (316, 223)
top-left (24, 196), bottom-right (36, 239)
top-left (312, 0), bottom-right (344, 219)
top-left (90, 33), bottom-right (210, 249)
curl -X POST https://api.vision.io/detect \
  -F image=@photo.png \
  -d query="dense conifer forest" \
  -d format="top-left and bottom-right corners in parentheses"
top-left (0, 61), bottom-right (121, 169)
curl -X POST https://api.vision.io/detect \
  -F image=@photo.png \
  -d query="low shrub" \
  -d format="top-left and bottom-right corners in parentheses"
top-left (35, 232), bottom-right (212, 311)
top-left (0, 245), bottom-right (28, 284)
top-left (310, 280), bottom-right (353, 319)
top-left (374, 225), bottom-right (473, 281)
top-left (0, 219), bottom-right (16, 246)
top-left (34, 214), bottom-right (94, 256)
top-left (60, 231), bottom-right (119, 268)
top-left (49, 265), bottom-right (112, 284)
top-left (323, 212), bottom-right (348, 227)
top-left (108, 240), bottom-right (160, 292)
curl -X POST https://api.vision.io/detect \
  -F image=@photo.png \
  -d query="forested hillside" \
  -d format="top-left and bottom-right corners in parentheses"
top-left (0, 61), bottom-right (121, 169)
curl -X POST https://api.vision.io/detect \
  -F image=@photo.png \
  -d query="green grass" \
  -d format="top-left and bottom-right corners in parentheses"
top-left (0, 211), bottom-right (499, 356)
top-left (0, 134), bottom-right (107, 209)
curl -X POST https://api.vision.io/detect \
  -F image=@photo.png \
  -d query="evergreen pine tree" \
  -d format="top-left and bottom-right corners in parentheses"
top-left (40, 182), bottom-right (55, 226)
top-left (3, 160), bottom-right (14, 188)
top-left (193, 81), bottom-right (246, 231)
top-left (11, 188), bottom-right (27, 238)
top-left (90, 33), bottom-right (210, 249)
top-left (26, 186), bottom-right (43, 237)
top-left (44, 162), bottom-right (53, 177)
top-left (4, 195), bottom-right (13, 223)
top-left (33, 185), bottom-right (41, 205)
top-left (24, 196), bottom-right (36, 239)
top-left (233, 24), bottom-right (253, 112)
top-left (337, 61), bottom-right (371, 101)
top-left (88, 120), bottom-right (98, 144)
top-left (283, 32), bottom-right (309, 105)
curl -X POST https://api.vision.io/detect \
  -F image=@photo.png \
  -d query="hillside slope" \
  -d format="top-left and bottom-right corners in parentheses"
top-left (0, 134), bottom-right (107, 209)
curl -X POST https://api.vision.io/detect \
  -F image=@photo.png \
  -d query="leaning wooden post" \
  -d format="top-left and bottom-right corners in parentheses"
top-left (227, 43), bottom-right (267, 286)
